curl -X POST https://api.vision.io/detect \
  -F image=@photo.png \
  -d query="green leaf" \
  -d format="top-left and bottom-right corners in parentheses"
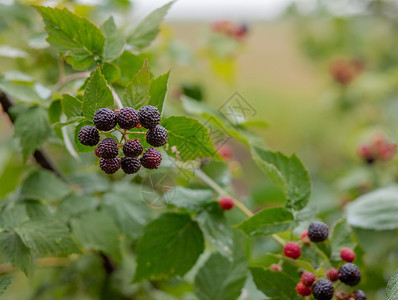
top-left (135, 213), bottom-right (204, 281)
top-left (166, 186), bottom-right (213, 211)
top-left (0, 157), bottom-right (24, 197)
top-left (149, 71), bottom-right (169, 114)
top-left (71, 211), bottom-right (120, 256)
top-left (0, 276), bottom-right (13, 296)
top-left (101, 63), bottom-right (121, 83)
top-left (21, 169), bottom-right (70, 201)
top-left (386, 271), bottom-right (398, 300)
top-left (16, 218), bottom-right (79, 255)
top-left (329, 219), bottom-right (356, 260)
top-left (237, 207), bottom-right (295, 237)
top-left (162, 116), bottom-right (220, 161)
top-left (113, 51), bottom-right (145, 85)
top-left (0, 232), bottom-right (31, 275)
top-left (35, 6), bottom-right (105, 70)
top-left (195, 252), bottom-right (247, 300)
top-left (0, 80), bottom-right (42, 103)
top-left (24, 200), bottom-right (50, 218)
top-left (346, 186), bottom-right (398, 230)
top-left (101, 17), bottom-right (124, 61)
top-left (62, 94), bottom-right (82, 118)
top-left (127, 1), bottom-right (174, 49)
top-left (48, 99), bottom-right (62, 124)
top-left (122, 60), bottom-right (150, 109)
top-left (74, 119), bottom-right (96, 153)
top-left (0, 205), bottom-right (29, 230)
top-left (250, 267), bottom-right (299, 300)
top-left (251, 147), bottom-right (311, 210)
top-left (82, 67), bottom-right (114, 120)
top-left (58, 195), bottom-right (99, 219)
top-left (14, 106), bottom-right (52, 160)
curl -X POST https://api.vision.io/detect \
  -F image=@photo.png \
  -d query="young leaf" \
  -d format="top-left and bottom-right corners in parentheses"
top-left (101, 17), bottom-right (124, 61)
top-left (62, 94), bottom-right (82, 118)
top-left (113, 51), bottom-right (145, 85)
top-left (329, 219), bottom-right (356, 260)
top-left (135, 213), bottom-right (204, 281)
top-left (0, 232), bottom-right (31, 275)
top-left (0, 276), bottom-right (13, 296)
top-left (149, 71), bottom-right (169, 114)
top-left (35, 6), bottom-right (105, 70)
top-left (251, 147), bottom-right (311, 211)
top-left (237, 207), bottom-right (295, 237)
top-left (82, 67), bottom-right (114, 120)
top-left (386, 271), bottom-right (398, 300)
top-left (162, 116), bottom-right (221, 161)
top-left (122, 60), bottom-right (150, 109)
top-left (14, 106), bottom-right (52, 161)
top-left (127, 1), bottom-right (174, 49)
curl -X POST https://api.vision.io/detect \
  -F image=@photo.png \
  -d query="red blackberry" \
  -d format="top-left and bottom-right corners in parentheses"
top-left (340, 247), bottom-right (356, 262)
top-left (308, 222), bottom-right (329, 242)
top-left (301, 272), bottom-right (316, 286)
top-left (338, 263), bottom-right (361, 286)
top-left (312, 279), bottom-right (334, 300)
top-left (99, 157), bottom-right (121, 174)
top-left (97, 138), bottom-right (119, 159)
top-left (146, 125), bottom-right (168, 147)
top-left (78, 126), bottom-right (100, 146)
top-left (296, 282), bottom-right (312, 296)
top-left (283, 242), bottom-right (301, 259)
top-left (138, 105), bottom-right (160, 129)
top-left (94, 108), bottom-right (117, 131)
top-left (219, 196), bottom-right (234, 210)
top-left (121, 157), bottom-right (141, 174)
top-left (117, 107), bottom-right (139, 130)
top-left (141, 148), bottom-right (162, 169)
top-left (269, 264), bottom-right (282, 272)
top-left (300, 229), bottom-right (311, 245)
top-left (326, 268), bottom-right (338, 282)
top-left (123, 140), bottom-right (143, 157)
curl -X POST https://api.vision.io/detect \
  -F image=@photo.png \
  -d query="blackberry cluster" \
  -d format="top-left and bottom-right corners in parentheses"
top-left (77, 105), bottom-right (167, 174)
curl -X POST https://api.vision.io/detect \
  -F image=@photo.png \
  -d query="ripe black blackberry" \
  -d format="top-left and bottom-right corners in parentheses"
top-left (123, 140), bottom-right (143, 157)
top-left (141, 148), bottom-right (162, 169)
top-left (138, 105), bottom-right (160, 129)
top-left (121, 157), bottom-right (141, 174)
top-left (308, 222), bottom-right (329, 242)
top-left (338, 263), bottom-right (361, 286)
top-left (117, 107), bottom-right (139, 130)
top-left (312, 279), bottom-right (334, 300)
top-left (94, 108), bottom-right (117, 131)
top-left (97, 138), bottom-right (119, 159)
top-left (353, 290), bottom-right (366, 300)
top-left (146, 125), bottom-right (168, 147)
top-left (78, 126), bottom-right (100, 146)
top-left (100, 157), bottom-right (121, 174)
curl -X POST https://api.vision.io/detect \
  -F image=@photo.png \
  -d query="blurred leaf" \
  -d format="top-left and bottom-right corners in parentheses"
top-left (0, 205), bottom-right (29, 230)
top-left (386, 270), bottom-right (398, 300)
top-left (166, 186), bottom-right (213, 211)
top-left (48, 99), bottom-right (62, 124)
top-left (0, 276), bottom-right (13, 296)
top-left (101, 17), bottom-right (124, 61)
top-left (58, 195), bottom-right (99, 218)
top-left (149, 71), bottom-right (169, 114)
top-left (0, 80), bottom-right (42, 103)
top-left (0, 158), bottom-right (24, 197)
top-left (329, 219), bottom-right (356, 261)
top-left (74, 119), bottom-right (96, 153)
top-left (202, 161), bottom-right (230, 187)
top-left (24, 200), bottom-right (50, 218)
top-left (62, 94), bottom-right (82, 119)
top-left (113, 51), bottom-right (145, 85)
top-left (0, 232), bottom-right (31, 275)
top-left (122, 60), bottom-right (150, 109)
top-left (135, 213), bottom-right (204, 281)
top-left (101, 62), bottom-right (120, 83)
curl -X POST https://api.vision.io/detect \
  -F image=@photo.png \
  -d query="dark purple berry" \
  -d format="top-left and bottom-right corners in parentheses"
top-left (78, 126), bottom-right (99, 146)
top-left (312, 279), bottom-right (334, 300)
top-left (97, 137), bottom-right (118, 159)
top-left (141, 148), bottom-right (162, 169)
top-left (308, 222), bottom-right (329, 242)
top-left (121, 157), bottom-right (141, 174)
top-left (353, 290), bottom-right (366, 300)
top-left (99, 157), bottom-right (121, 174)
top-left (123, 140), bottom-right (143, 157)
top-left (138, 105), bottom-right (160, 129)
top-left (94, 108), bottom-right (117, 131)
top-left (146, 125), bottom-right (168, 147)
top-left (117, 107), bottom-right (139, 130)
top-left (338, 263), bottom-right (361, 286)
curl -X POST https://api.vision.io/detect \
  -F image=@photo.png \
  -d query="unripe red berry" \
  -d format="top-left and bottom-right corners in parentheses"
top-left (340, 247), bottom-right (356, 262)
top-left (269, 264), bottom-right (282, 272)
top-left (219, 196), bottom-right (234, 210)
top-left (296, 281), bottom-right (312, 296)
top-left (218, 145), bottom-right (233, 160)
top-left (300, 229), bottom-right (311, 246)
top-left (301, 272), bottom-right (316, 286)
top-left (326, 268), bottom-right (338, 282)
top-left (283, 242), bottom-right (301, 259)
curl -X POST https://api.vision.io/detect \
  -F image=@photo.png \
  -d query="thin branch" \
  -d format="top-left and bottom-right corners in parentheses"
top-left (52, 72), bottom-right (90, 92)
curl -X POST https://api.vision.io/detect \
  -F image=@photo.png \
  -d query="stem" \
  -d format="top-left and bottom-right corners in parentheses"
top-left (110, 86), bottom-right (123, 109)
top-left (126, 131), bottom-right (146, 135)
top-left (52, 72), bottom-right (90, 92)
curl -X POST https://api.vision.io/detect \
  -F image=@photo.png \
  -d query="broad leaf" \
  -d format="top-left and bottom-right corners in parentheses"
top-left (149, 71), bottom-right (169, 114)
top-left (329, 219), bottom-right (356, 260)
top-left (113, 51), bottom-right (145, 85)
top-left (0, 232), bottom-right (31, 275)
top-left (251, 147), bottom-right (311, 210)
top-left (101, 17), bottom-right (124, 61)
top-left (162, 116), bottom-right (220, 160)
top-left (0, 276), bottom-right (13, 296)
top-left (166, 186), bottom-right (213, 211)
top-left (386, 271), bottom-right (398, 300)
top-left (0, 80), bottom-right (42, 103)
top-left (62, 94), bottom-right (82, 118)
top-left (0, 205), bottom-right (29, 230)
top-left (237, 207), bottom-right (295, 237)
top-left (135, 213), bottom-right (204, 281)
top-left (122, 60), bottom-right (150, 109)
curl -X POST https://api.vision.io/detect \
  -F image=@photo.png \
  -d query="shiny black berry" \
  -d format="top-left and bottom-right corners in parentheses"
top-left (138, 105), bottom-right (160, 129)
top-left (353, 290), bottom-right (367, 300)
top-left (338, 263), bottom-right (361, 286)
top-left (97, 137), bottom-right (118, 159)
top-left (146, 125), bottom-right (168, 147)
top-left (141, 148), bottom-right (162, 169)
top-left (123, 140), bottom-right (143, 157)
top-left (117, 107), bottom-right (139, 130)
top-left (308, 222), bottom-right (329, 242)
top-left (94, 108), bottom-right (117, 131)
top-left (312, 279), bottom-right (334, 300)
top-left (99, 157), bottom-right (121, 174)
top-left (78, 126), bottom-right (100, 146)
top-left (121, 157), bottom-right (141, 174)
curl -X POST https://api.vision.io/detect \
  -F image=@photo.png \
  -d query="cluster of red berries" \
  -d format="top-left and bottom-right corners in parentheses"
top-left (78, 105), bottom-right (167, 174)
top-left (276, 222), bottom-right (365, 299)
top-left (357, 132), bottom-right (396, 164)
top-left (211, 20), bottom-right (248, 40)
top-left (329, 58), bottom-right (364, 85)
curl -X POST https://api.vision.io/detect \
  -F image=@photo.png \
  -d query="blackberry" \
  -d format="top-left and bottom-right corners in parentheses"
top-left (117, 107), bottom-right (139, 130)
top-left (138, 105), bottom-right (160, 129)
top-left (94, 108), bottom-right (117, 131)
top-left (97, 138), bottom-right (119, 159)
top-left (353, 290), bottom-right (367, 300)
top-left (146, 125), bottom-right (168, 147)
top-left (123, 140), bottom-right (143, 157)
top-left (308, 222), bottom-right (329, 242)
top-left (78, 126), bottom-right (99, 146)
top-left (121, 157), bottom-right (141, 174)
top-left (99, 157), bottom-right (121, 174)
top-left (141, 148), bottom-right (162, 169)
top-left (312, 279), bottom-right (334, 300)
top-left (338, 263), bottom-right (361, 286)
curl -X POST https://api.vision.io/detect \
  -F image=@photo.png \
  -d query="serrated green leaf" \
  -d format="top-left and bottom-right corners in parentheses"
top-left (127, 1), bottom-right (174, 49)
top-left (14, 106), bottom-right (52, 160)
top-left (74, 119), bottom-right (96, 153)
top-left (237, 207), bottom-right (295, 237)
top-left (386, 271), bottom-right (398, 300)
top-left (135, 213), bottom-right (204, 281)
top-left (101, 17), bottom-right (124, 61)
top-left (122, 60), bottom-right (150, 109)
top-left (329, 219), bottom-right (356, 260)
top-left (35, 6), bottom-right (105, 70)
top-left (162, 116), bottom-right (220, 161)
top-left (166, 186), bottom-right (213, 211)
top-left (0, 205), bottom-right (29, 230)
top-left (149, 71), bottom-right (169, 114)
top-left (82, 67), bottom-right (114, 120)
top-left (0, 232), bottom-right (31, 275)
top-left (58, 195), bottom-right (99, 218)
top-left (62, 94), bottom-right (82, 119)
top-left (101, 63), bottom-right (121, 83)
top-left (113, 51), bottom-right (145, 85)
top-left (24, 200), bottom-right (50, 218)
top-left (251, 147), bottom-right (311, 210)
top-left (0, 276), bottom-right (13, 296)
